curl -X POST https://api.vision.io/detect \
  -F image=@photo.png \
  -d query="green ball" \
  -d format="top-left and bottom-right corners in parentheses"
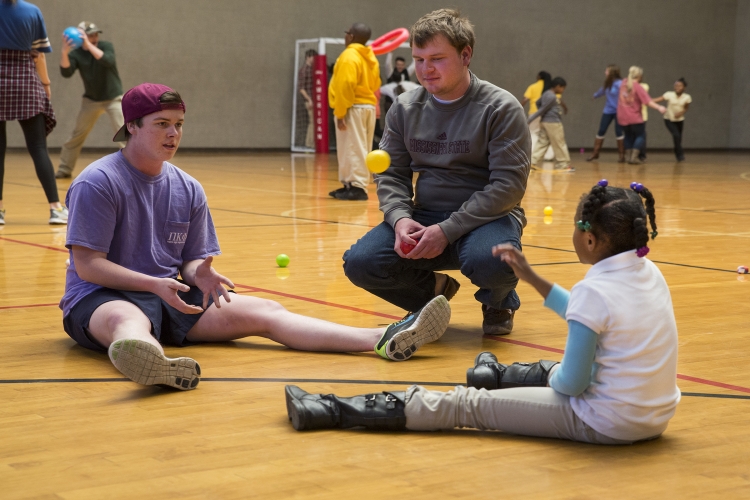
top-left (276, 254), bottom-right (290, 268)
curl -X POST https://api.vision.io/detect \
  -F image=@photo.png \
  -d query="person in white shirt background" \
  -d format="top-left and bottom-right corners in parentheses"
top-left (653, 78), bottom-right (691, 162)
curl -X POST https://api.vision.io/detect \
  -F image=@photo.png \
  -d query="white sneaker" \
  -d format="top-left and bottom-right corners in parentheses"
top-left (0, 209), bottom-right (5, 225)
top-left (109, 339), bottom-right (201, 390)
top-left (49, 206), bottom-right (68, 225)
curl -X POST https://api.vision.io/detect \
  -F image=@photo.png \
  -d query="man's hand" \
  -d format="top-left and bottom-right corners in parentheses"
top-left (78, 28), bottom-right (92, 52)
top-left (408, 224), bottom-right (449, 260)
top-left (61, 34), bottom-right (73, 55)
top-left (193, 256), bottom-right (235, 309)
top-left (152, 278), bottom-right (204, 314)
top-left (394, 218), bottom-right (425, 258)
top-left (336, 117), bottom-right (347, 131)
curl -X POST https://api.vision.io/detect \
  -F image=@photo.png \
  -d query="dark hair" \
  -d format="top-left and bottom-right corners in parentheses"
top-left (577, 183), bottom-right (657, 258)
top-left (349, 22), bottom-right (371, 44)
top-left (677, 77), bottom-right (687, 87)
top-left (124, 90), bottom-right (184, 139)
top-left (395, 56), bottom-right (406, 63)
top-left (411, 8), bottom-right (475, 54)
top-left (304, 49), bottom-right (318, 58)
top-left (538, 71), bottom-right (552, 92)
top-left (604, 64), bottom-right (621, 90)
top-left (551, 77), bottom-right (567, 88)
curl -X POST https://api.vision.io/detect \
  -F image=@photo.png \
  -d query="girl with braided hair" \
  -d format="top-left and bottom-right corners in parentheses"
top-left (284, 180), bottom-right (680, 445)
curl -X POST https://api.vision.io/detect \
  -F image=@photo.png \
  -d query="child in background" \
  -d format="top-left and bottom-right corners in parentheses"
top-left (587, 64), bottom-right (624, 162)
top-left (637, 73), bottom-right (650, 162)
top-left (617, 66), bottom-right (666, 164)
top-left (653, 78), bottom-right (692, 162)
top-left (285, 180), bottom-right (680, 446)
top-left (521, 71), bottom-right (555, 161)
top-left (528, 77), bottom-right (572, 171)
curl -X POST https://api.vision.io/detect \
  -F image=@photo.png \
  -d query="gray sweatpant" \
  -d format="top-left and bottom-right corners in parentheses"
top-left (404, 385), bottom-right (635, 445)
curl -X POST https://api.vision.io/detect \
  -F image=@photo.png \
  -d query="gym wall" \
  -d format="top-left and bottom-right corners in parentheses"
top-left (8, 0), bottom-right (747, 150)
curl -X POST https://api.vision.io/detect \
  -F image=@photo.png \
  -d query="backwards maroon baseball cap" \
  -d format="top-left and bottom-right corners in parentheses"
top-left (113, 83), bottom-right (186, 142)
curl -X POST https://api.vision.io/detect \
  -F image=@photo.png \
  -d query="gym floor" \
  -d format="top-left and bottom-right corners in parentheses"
top-left (1, 150), bottom-right (748, 498)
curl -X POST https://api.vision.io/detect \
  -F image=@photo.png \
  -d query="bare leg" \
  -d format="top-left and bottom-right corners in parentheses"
top-left (87, 300), bottom-right (162, 352)
top-left (87, 300), bottom-right (201, 390)
top-left (187, 295), bottom-right (382, 352)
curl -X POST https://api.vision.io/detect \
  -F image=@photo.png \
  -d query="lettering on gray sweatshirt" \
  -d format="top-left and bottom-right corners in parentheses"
top-left (377, 73), bottom-right (530, 243)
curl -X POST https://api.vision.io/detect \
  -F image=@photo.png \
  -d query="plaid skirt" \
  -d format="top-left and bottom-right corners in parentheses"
top-left (0, 49), bottom-right (56, 135)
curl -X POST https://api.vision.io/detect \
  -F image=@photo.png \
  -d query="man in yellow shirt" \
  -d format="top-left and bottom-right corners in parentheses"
top-left (328, 22), bottom-right (381, 201)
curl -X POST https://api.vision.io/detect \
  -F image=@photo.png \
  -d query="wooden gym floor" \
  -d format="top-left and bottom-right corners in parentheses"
top-left (1, 150), bottom-right (748, 498)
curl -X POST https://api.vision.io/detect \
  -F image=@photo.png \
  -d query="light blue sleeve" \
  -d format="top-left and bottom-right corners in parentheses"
top-left (549, 321), bottom-right (598, 396)
top-left (593, 87), bottom-right (605, 99)
top-left (543, 283), bottom-right (570, 319)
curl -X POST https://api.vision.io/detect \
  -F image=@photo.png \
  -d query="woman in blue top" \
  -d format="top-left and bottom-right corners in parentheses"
top-left (283, 180), bottom-right (680, 445)
top-left (587, 65), bottom-right (625, 163)
top-left (0, 0), bottom-right (66, 226)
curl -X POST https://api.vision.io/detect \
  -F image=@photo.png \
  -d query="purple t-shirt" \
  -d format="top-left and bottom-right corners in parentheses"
top-left (59, 151), bottom-right (221, 316)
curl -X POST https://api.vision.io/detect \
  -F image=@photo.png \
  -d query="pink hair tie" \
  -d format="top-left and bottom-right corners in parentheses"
top-left (636, 246), bottom-right (650, 258)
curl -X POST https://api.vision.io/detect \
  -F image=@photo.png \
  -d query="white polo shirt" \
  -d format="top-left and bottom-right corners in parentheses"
top-left (565, 250), bottom-right (680, 441)
top-left (663, 91), bottom-right (692, 121)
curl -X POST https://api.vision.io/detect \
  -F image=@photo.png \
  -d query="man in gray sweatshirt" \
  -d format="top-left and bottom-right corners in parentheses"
top-left (343, 9), bottom-right (530, 335)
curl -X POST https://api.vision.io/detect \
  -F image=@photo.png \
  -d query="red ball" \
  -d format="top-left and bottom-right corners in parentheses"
top-left (400, 239), bottom-right (419, 255)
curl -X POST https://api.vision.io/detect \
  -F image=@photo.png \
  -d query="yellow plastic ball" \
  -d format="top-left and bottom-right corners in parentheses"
top-left (366, 149), bottom-right (391, 174)
top-left (543, 206), bottom-right (553, 216)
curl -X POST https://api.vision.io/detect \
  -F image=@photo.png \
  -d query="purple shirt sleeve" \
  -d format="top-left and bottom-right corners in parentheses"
top-left (65, 181), bottom-right (117, 253)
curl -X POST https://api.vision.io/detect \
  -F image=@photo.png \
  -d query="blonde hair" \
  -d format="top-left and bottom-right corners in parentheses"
top-left (626, 66), bottom-right (643, 92)
top-left (410, 8), bottom-right (475, 54)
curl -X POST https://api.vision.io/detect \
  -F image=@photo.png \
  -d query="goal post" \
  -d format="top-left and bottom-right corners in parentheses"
top-left (291, 36), bottom-right (411, 153)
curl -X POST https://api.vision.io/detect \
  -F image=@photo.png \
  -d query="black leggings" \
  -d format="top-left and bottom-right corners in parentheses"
top-left (0, 114), bottom-right (59, 203)
top-left (663, 119), bottom-right (685, 160)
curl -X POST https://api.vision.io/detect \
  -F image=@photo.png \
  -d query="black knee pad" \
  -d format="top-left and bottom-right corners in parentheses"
top-left (466, 362), bottom-right (506, 391)
top-left (499, 360), bottom-right (559, 389)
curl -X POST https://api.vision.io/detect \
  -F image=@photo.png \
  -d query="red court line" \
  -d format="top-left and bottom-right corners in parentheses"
top-left (233, 283), bottom-right (401, 320)
top-left (675, 374), bottom-right (750, 394)
top-left (0, 236), bottom-right (67, 253)
top-left (485, 336), bottom-right (565, 354)
top-left (1, 303), bottom-right (58, 310)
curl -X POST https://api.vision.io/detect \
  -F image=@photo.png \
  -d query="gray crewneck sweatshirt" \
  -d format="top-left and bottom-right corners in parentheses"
top-left (377, 73), bottom-right (530, 243)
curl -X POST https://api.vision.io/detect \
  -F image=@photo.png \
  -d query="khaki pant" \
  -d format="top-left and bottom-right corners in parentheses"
top-left (334, 105), bottom-right (375, 190)
top-left (531, 121), bottom-right (570, 169)
top-left (404, 384), bottom-right (635, 445)
top-left (59, 96), bottom-right (126, 175)
top-left (528, 117), bottom-right (555, 160)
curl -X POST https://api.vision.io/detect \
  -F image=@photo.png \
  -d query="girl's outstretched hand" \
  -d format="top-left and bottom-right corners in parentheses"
top-left (493, 244), bottom-right (554, 299)
top-left (492, 244), bottom-right (535, 282)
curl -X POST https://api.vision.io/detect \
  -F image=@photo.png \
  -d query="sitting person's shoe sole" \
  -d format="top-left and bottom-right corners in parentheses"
top-left (108, 339), bottom-right (201, 390)
top-left (375, 295), bottom-right (451, 361)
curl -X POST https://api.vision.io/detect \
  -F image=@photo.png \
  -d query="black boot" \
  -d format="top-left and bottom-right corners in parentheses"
top-left (465, 352), bottom-right (559, 390)
top-left (285, 385), bottom-right (407, 431)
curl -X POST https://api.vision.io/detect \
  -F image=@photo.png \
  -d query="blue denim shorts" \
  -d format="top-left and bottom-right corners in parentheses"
top-left (62, 284), bottom-right (217, 352)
